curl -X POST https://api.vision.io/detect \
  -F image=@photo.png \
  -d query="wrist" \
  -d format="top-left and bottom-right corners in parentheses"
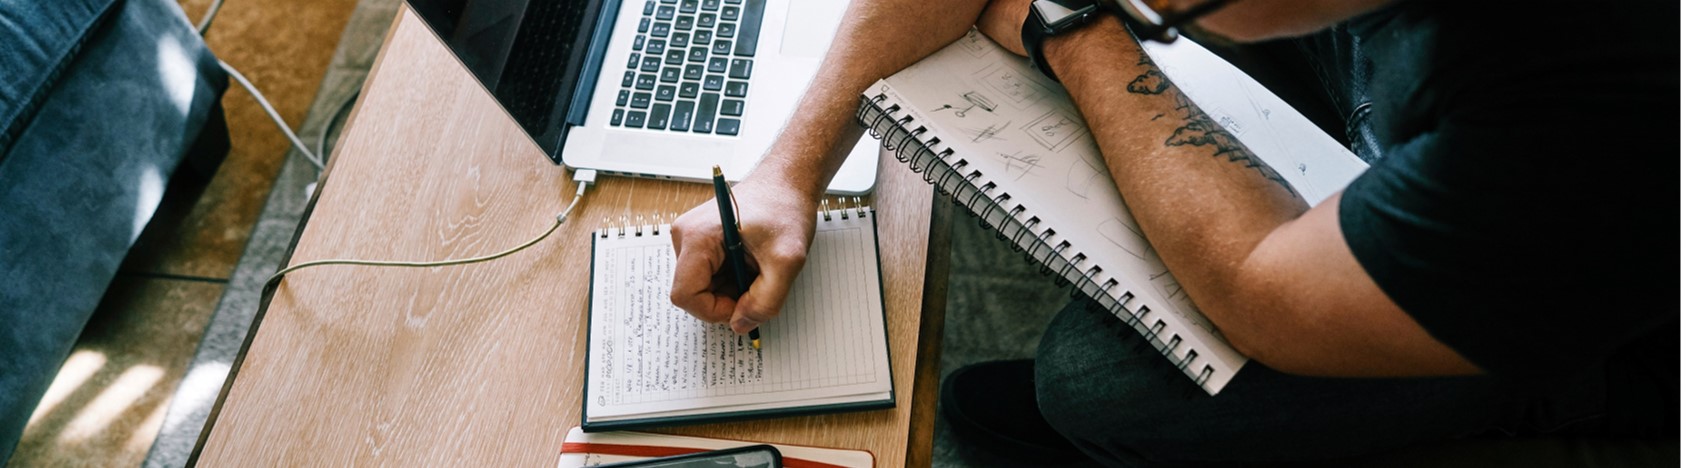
top-left (1043, 17), bottom-right (1136, 82)
top-left (743, 155), bottom-right (826, 205)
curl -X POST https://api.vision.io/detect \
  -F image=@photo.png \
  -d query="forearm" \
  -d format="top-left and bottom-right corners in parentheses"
top-left (747, 0), bottom-right (988, 198)
top-left (1044, 20), bottom-right (1307, 354)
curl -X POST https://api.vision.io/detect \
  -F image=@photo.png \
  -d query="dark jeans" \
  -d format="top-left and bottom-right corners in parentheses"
top-left (1032, 299), bottom-right (1660, 467)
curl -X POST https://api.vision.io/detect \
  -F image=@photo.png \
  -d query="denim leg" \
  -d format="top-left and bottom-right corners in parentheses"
top-left (1034, 299), bottom-right (1607, 467)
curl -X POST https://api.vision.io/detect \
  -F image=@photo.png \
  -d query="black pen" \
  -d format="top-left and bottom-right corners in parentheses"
top-left (711, 166), bottom-right (760, 349)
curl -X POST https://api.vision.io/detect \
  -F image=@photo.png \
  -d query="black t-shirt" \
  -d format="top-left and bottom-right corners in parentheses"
top-left (1335, 1), bottom-right (1679, 388)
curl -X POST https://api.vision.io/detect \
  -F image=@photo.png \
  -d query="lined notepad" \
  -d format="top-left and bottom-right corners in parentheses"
top-left (582, 204), bottom-right (893, 431)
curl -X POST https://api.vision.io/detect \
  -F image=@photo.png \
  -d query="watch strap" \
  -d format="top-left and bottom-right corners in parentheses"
top-left (1021, 0), bottom-right (1098, 82)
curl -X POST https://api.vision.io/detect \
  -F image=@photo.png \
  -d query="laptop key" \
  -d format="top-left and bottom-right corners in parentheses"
top-left (693, 30), bottom-right (712, 46)
top-left (671, 32), bottom-right (690, 46)
top-left (646, 39), bottom-right (665, 55)
top-left (644, 0), bottom-right (656, 15)
top-left (656, 85), bottom-right (676, 101)
top-left (639, 18), bottom-right (651, 33)
top-left (635, 74), bottom-right (657, 90)
top-left (617, 90), bottom-right (630, 106)
top-left (651, 21), bottom-right (670, 37)
top-left (688, 47), bottom-right (708, 63)
top-left (679, 81), bottom-right (700, 98)
top-left (699, 13), bottom-right (716, 28)
top-left (670, 101), bottom-right (694, 132)
top-left (648, 103), bottom-right (672, 130)
top-left (676, 14), bottom-right (694, 30)
top-left (665, 49), bottom-right (686, 65)
top-left (656, 5), bottom-right (675, 20)
top-left (728, 58), bottom-right (752, 79)
top-left (707, 57), bottom-right (728, 73)
top-left (641, 56), bottom-right (662, 72)
top-left (703, 74), bottom-right (724, 91)
top-left (732, 0), bottom-right (764, 56)
top-left (711, 40), bottom-right (732, 56)
top-left (725, 0), bottom-right (741, 4)
top-left (660, 67), bottom-right (681, 83)
top-left (717, 22), bottom-right (736, 38)
top-left (633, 35), bottom-right (646, 51)
top-left (721, 99), bottom-right (744, 116)
top-left (627, 53), bottom-right (641, 69)
top-left (626, 110), bottom-right (647, 128)
top-left (716, 118), bottom-right (740, 136)
top-left (693, 93), bottom-right (719, 133)
top-left (722, 6), bottom-right (738, 21)
top-left (683, 64), bottom-right (705, 80)
top-left (680, 0), bottom-right (698, 14)
top-left (724, 80), bottom-right (748, 97)
top-left (611, 108), bottom-right (625, 126)
top-left (631, 92), bottom-right (652, 108)
top-left (622, 71), bottom-right (636, 87)
top-left (702, 0), bottom-right (721, 11)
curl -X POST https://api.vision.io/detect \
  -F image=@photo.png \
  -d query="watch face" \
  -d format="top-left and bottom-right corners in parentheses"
top-left (1035, 0), bottom-right (1098, 30)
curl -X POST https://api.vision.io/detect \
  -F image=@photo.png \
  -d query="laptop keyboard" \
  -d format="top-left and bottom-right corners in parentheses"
top-left (611, 0), bottom-right (765, 136)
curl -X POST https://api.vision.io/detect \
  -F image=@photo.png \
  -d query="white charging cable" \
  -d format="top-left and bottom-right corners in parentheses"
top-left (264, 169), bottom-right (598, 291)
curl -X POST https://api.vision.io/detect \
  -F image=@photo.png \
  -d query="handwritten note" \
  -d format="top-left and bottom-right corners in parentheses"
top-left (585, 211), bottom-right (893, 421)
top-left (595, 244), bottom-right (766, 406)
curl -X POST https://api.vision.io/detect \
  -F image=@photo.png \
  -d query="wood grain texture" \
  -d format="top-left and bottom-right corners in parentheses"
top-left (196, 6), bottom-right (945, 467)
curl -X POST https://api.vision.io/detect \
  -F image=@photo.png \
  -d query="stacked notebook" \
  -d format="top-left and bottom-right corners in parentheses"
top-left (557, 427), bottom-right (874, 467)
top-left (858, 30), bottom-right (1368, 394)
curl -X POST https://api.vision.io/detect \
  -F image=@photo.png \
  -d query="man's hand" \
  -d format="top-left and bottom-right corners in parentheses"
top-left (665, 0), bottom-right (988, 334)
top-left (669, 179), bottom-right (817, 334)
top-left (976, 0), bottom-right (1032, 56)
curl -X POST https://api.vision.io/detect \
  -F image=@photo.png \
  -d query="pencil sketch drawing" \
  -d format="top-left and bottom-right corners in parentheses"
top-left (973, 63), bottom-right (1048, 109)
top-left (931, 91), bottom-right (998, 117)
top-left (957, 29), bottom-right (990, 57)
top-left (963, 120), bottom-right (1012, 143)
top-left (1022, 109), bottom-right (1087, 152)
top-left (1097, 217), bottom-right (1149, 260)
top-left (1065, 157), bottom-right (1106, 199)
top-left (997, 150), bottom-right (1045, 181)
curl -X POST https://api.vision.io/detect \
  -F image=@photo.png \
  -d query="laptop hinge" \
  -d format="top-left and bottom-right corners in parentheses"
top-left (567, 0), bottom-right (622, 128)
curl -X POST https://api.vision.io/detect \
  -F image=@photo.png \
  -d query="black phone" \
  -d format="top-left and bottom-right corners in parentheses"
top-left (594, 445), bottom-right (783, 468)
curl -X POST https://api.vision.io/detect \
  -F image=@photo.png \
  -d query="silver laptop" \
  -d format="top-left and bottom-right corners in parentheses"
top-left (410, 0), bottom-right (878, 194)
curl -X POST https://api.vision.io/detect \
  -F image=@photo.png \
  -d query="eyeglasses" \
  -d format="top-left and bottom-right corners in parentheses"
top-left (1107, 0), bottom-right (1239, 43)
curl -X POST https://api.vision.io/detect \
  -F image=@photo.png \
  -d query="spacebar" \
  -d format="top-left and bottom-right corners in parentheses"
top-left (733, 0), bottom-right (767, 57)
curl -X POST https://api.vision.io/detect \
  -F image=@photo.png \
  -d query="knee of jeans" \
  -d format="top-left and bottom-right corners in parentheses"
top-left (1034, 301), bottom-right (1199, 460)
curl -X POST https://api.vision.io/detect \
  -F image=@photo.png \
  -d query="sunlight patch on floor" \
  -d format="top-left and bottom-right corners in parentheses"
top-left (26, 350), bottom-right (107, 427)
top-left (60, 364), bottom-right (164, 443)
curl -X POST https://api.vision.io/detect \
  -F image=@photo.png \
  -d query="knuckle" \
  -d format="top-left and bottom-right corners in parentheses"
top-left (766, 243), bottom-right (808, 267)
top-left (669, 290), bottom-right (693, 309)
top-left (737, 303), bottom-right (776, 323)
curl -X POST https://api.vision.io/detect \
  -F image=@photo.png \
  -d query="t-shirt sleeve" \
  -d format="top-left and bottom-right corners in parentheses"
top-left (1334, 2), bottom-right (1677, 386)
top-left (1337, 97), bottom-right (1676, 386)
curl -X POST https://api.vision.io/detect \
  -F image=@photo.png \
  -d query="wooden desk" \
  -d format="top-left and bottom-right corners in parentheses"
top-left (192, 5), bottom-right (951, 467)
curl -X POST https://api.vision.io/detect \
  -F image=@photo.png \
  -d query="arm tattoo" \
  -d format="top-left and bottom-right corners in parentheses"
top-left (1125, 54), bottom-right (1296, 196)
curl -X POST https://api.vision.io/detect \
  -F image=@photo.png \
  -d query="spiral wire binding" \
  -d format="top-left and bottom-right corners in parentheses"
top-left (601, 212), bottom-right (676, 239)
top-left (856, 94), bottom-right (1214, 389)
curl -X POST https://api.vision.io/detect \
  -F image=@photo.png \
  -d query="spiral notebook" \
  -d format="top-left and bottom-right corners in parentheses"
top-left (857, 30), bottom-right (1369, 394)
top-left (582, 201), bottom-right (893, 431)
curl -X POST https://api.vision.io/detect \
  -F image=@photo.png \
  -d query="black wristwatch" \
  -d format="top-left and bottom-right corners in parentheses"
top-left (1022, 0), bottom-right (1103, 81)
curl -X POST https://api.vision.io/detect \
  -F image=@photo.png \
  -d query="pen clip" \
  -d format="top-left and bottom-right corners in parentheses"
top-left (726, 180), bottom-right (743, 231)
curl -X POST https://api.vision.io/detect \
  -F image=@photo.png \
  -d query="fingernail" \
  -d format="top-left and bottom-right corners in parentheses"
top-left (733, 317), bottom-right (760, 333)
